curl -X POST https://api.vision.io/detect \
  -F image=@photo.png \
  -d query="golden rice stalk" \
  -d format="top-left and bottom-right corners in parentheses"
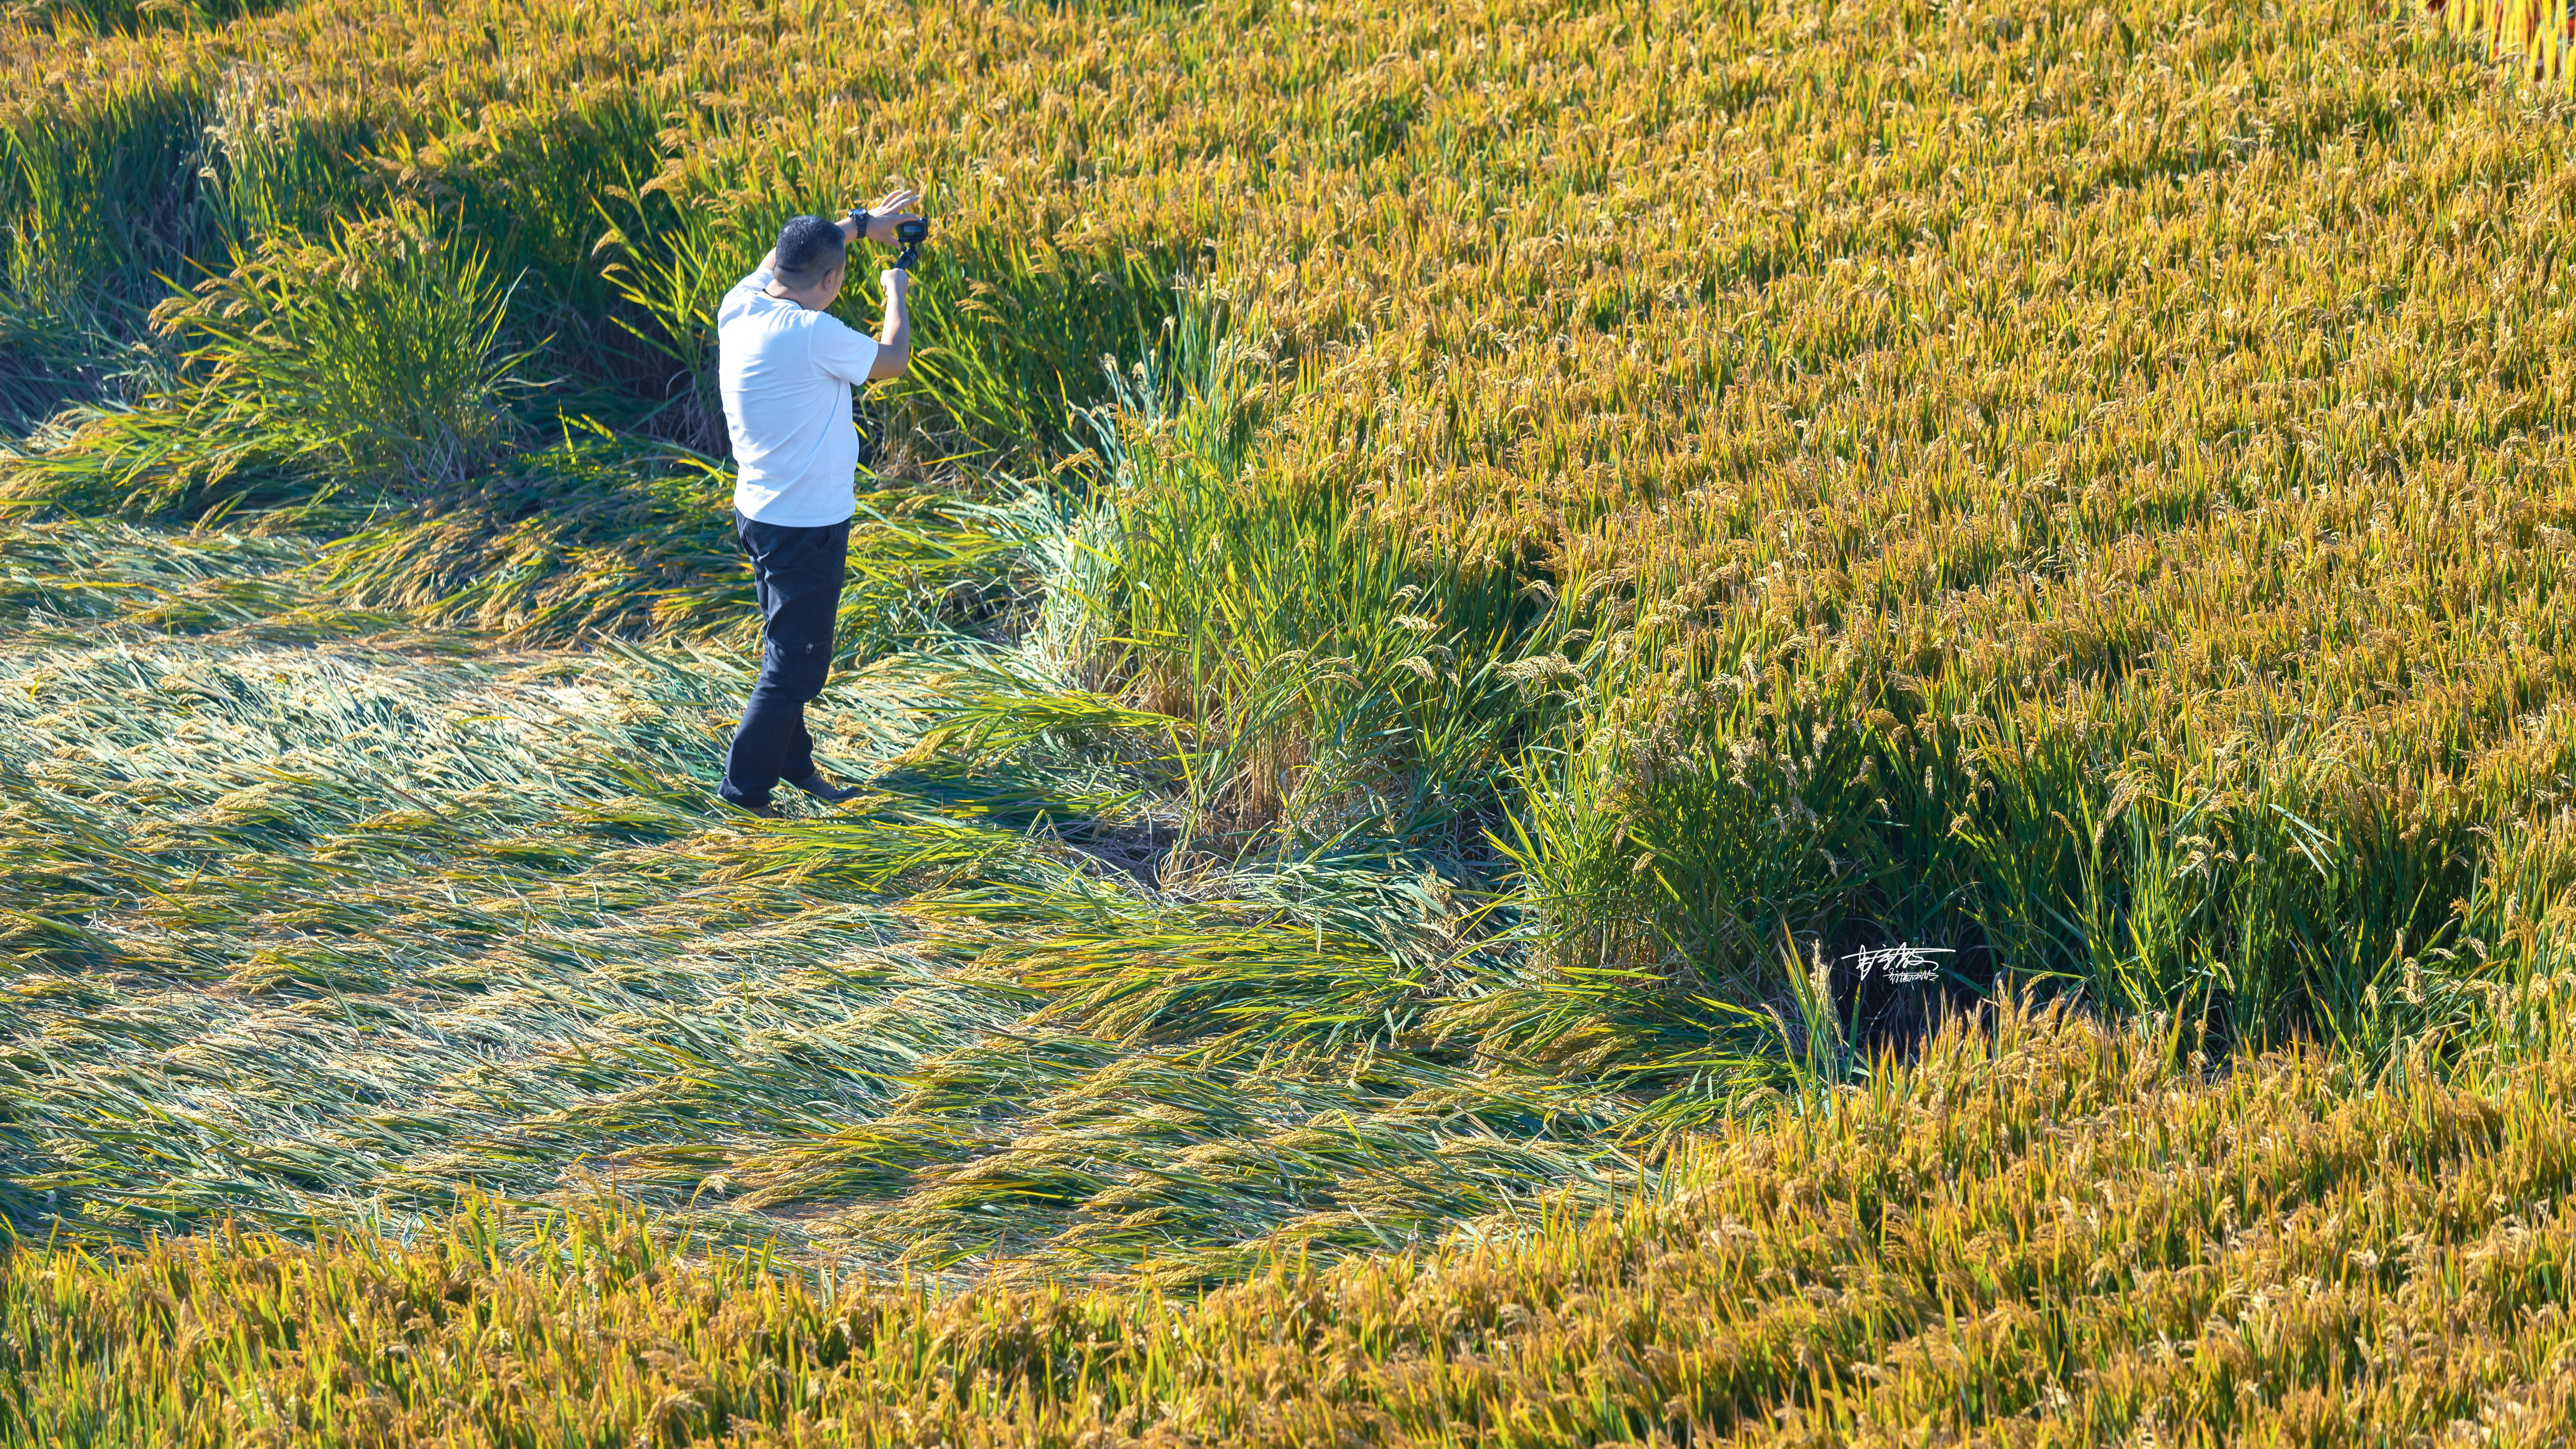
top-left (2429, 0), bottom-right (2576, 89)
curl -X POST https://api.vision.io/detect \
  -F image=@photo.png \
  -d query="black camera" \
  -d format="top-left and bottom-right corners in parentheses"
top-left (894, 217), bottom-right (929, 271)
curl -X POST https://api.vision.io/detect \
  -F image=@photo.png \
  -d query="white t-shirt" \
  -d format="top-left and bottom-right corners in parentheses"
top-left (717, 267), bottom-right (881, 526)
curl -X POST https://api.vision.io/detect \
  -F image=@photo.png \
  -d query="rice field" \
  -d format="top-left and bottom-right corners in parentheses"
top-left (4, 0), bottom-right (2576, 1438)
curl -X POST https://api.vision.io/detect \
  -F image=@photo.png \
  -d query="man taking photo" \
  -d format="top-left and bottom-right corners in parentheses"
top-left (716, 188), bottom-right (922, 817)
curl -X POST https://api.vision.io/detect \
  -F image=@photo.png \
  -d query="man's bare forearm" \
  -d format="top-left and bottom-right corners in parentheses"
top-left (880, 283), bottom-right (909, 354)
top-left (871, 272), bottom-right (911, 379)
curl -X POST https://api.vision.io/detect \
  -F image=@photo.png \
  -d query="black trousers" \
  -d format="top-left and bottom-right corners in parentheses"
top-left (721, 511), bottom-right (848, 808)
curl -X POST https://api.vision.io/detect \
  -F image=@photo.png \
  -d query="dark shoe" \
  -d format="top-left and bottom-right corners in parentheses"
top-left (729, 799), bottom-right (781, 819)
top-left (788, 770), bottom-right (862, 803)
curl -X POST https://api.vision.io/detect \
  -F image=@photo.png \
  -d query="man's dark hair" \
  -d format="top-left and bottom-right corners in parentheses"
top-left (773, 215), bottom-right (847, 286)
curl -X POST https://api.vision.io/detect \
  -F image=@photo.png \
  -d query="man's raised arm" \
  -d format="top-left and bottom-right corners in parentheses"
top-left (869, 267), bottom-right (911, 380)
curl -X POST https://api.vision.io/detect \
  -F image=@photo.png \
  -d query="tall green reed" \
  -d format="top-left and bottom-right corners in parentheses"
top-left (166, 205), bottom-right (529, 486)
top-left (4, 203), bottom-right (532, 518)
top-left (1524, 623), bottom-right (2561, 1070)
top-left (1076, 300), bottom-right (1567, 862)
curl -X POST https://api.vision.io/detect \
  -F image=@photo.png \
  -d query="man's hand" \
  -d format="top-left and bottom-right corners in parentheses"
top-left (848, 188), bottom-right (923, 246)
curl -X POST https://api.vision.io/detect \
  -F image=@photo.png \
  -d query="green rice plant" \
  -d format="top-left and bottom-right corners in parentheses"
top-left (1507, 670), bottom-right (1909, 986)
top-left (880, 235), bottom-right (1180, 465)
top-left (0, 72), bottom-right (210, 317)
top-left (0, 61), bottom-right (369, 426)
top-left (2, 203), bottom-right (532, 517)
top-left (196, 68), bottom-right (375, 249)
top-left (0, 292), bottom-right (151, 429)
top-left (1080, 304), bottom-right (1569, 864)
top-left (996, 917), bottom-right (1432, 1049)
top-left (10, 0), bottom-right (285, 37)
top-left (157, 205), bottom-right (529, 486)
top-left (0, 79), bottom-right (207, 424)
